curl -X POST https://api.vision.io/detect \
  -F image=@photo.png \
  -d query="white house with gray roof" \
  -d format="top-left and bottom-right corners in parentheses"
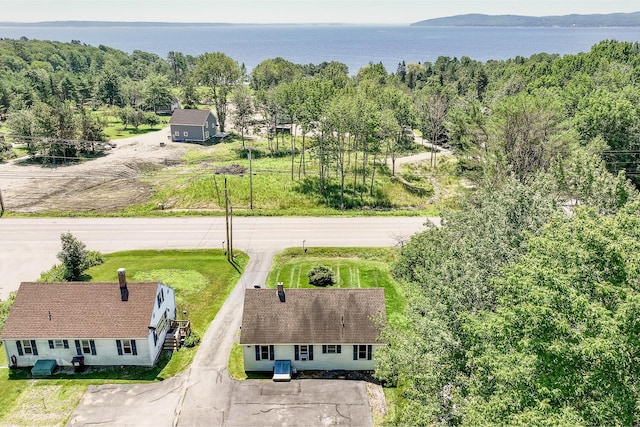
top-left (239, 285), bottom-right (386, 372)
top-left (0, 269), bottom-right (176, 368)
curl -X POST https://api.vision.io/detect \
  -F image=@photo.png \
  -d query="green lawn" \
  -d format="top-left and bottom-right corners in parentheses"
top-left (99, 111), bottom-right (170, 140)
top-left (0, 249), bottom-right (247, 425)
top-left (265, 247), bottom-right (405, 323)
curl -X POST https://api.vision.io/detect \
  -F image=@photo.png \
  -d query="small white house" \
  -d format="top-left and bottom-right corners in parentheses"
top-left (0, 268), bottom-right (176, 368)
top-left (240, 286), bottom-right (386, 372)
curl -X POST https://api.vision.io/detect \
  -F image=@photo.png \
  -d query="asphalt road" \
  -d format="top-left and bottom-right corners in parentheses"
top-left (0, 216), bottom-right (436, 300)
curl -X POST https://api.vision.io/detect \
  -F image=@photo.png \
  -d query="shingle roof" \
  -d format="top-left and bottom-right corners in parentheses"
top-left (169, 109), bottom-right (214, 126)
top-left (239, 288), bottom-right (386, 345)
top-left (0, 282), bottom-right (162, 339)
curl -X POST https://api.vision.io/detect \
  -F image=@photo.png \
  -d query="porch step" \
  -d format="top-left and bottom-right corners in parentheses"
top-left (163, 336), bottom-right (178, 351)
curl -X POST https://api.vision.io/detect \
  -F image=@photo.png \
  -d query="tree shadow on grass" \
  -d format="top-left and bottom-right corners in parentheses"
top-left (294, 176), bottom-right (392, 210)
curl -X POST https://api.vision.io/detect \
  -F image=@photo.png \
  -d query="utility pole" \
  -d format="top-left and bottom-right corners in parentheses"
top-left (248, 148), bottom-right (253, 210)
top-left (224, 177), bottom-right (231, 262)
top-left (0, 188), bottom-right (4, 214)
top-left (230, 206), bottom-right (234, 258)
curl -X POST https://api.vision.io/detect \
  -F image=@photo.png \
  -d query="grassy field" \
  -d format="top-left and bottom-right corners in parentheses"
top-left (100, 111), bottom-right (170, 140)
top-left (0, 249), bottom-right (246, 425)
top-left (128, 135), bottom-right (456, 216)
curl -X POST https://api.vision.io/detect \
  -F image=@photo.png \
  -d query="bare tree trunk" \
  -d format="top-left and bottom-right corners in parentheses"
top-left (370, 152), bottom-right (377, 197)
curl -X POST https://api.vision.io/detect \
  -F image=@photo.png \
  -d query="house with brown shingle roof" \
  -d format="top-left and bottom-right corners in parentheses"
top-left (0, 269), bottom-right (176, 368)
top-left (239, 285), bottom-right (386, 372)
top-left (169, 108), bottom-right (218, 142)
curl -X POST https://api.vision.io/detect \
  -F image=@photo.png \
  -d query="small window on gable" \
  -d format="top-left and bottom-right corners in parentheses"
top-left (183, 131), bottom-right (188, 136)
top-left (174, 131), bottom-right (179, 136)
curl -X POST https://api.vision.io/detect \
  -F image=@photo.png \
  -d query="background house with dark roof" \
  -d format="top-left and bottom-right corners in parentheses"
top-left (169, 109), bottom-right (217, 143)
top-left (0, 269), bottom-right (176, 368)
top-left (240, 285), bottom-right (386, 372)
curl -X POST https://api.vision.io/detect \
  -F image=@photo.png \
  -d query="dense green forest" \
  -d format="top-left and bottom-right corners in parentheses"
top-left (2, 37), bottom-right (640, 424)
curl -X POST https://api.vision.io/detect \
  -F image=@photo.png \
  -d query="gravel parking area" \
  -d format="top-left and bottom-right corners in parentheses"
top-left (0, 127), bottom-right (188, 212)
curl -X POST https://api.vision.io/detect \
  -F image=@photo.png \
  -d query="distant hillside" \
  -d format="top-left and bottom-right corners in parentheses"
top-left (412, 12), bottom-right (640, 27)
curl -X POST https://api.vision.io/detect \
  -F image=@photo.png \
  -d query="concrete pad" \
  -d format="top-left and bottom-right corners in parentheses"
top-left (67, 373), bottom-right (185, 426)
top-left (227, 379), bottom-right (373, 426)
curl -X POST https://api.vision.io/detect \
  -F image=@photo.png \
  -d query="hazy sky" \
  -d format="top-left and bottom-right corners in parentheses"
top-left (0, 0), bottom-right (638, 24)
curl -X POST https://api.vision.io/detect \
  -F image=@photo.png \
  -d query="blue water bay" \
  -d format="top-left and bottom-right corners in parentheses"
top-left (0, 24), bottom-right (638, 74)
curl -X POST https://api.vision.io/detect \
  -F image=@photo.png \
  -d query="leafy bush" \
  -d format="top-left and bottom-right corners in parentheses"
top-left (38, 264), bottom-right (67, 282)
top-left (57, 232), bottom-right (89, 281)
top-left (86, 250), bottom-right (105, 268)
top-left (307, 265), bottom-right (335, 287)
top-left (0, 292), bottom-right (16, 333)
top-left (183, 332), bottom-right (200, 348)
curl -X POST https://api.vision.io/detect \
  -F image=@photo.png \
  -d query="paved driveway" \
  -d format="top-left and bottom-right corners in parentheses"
top-left (228, 379), bottom-right (373, 426)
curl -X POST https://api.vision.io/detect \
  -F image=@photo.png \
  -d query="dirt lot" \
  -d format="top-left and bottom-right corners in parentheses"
top-left (0, 128), bottom-right (189, 213)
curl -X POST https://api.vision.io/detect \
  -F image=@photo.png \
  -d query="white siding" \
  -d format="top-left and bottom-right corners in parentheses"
top-left (2, 337), bottom-right (154, 367)
top-left (2, 283), bottom-right (177, 369)
top-left (147, 284), bottom-right (177, 364)
top-left (242, 344), bottom-right (384, 372)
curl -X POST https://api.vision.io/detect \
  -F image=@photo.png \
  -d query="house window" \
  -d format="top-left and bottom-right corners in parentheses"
top-left (48, 339), bottom-right (69, 349)
top-left (157, 289), bottom-right (164, 308)
top-left (260, 346), bottom-right (270, 359)
top-left (255, 345), bottom-right (274, 361)
top-left (358, 345), bottom-right (368, 359)
top-left (75, 339), bottom-right (96, 355)
top-left (174, 131), bottom-right (179, 136)
top-left (300, 345), bottom-right (309, 360)
top-left (183, 131), bottom-right (188, 136)
top-left (16, 340), bottom-right (38, 356)
top-left (294, 344), bottom-right (314, 361)
top-left (323, 344), bottom-right (341, 354)
top-left (116, 339), bottom-right (138, 356)
top-left (353, 344), bottom-right (372, 360)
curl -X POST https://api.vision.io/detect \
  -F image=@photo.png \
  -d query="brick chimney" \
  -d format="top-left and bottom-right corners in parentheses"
top-left (277, 282), bottom-right (285, 303)
top-left (117, 268), bottom-right (129, 302)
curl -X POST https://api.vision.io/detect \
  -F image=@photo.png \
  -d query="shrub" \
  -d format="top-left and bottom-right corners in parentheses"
top-left (183, 332), bottom-right (201, 348)
top-left (38, 264), bottom-right (67, 282)
top-left (86, 250), bottom-right (105, 268)
top-left (57, 232), bottom-right (89, 281)
top-left (307, 265), bottom-right (335, 287)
